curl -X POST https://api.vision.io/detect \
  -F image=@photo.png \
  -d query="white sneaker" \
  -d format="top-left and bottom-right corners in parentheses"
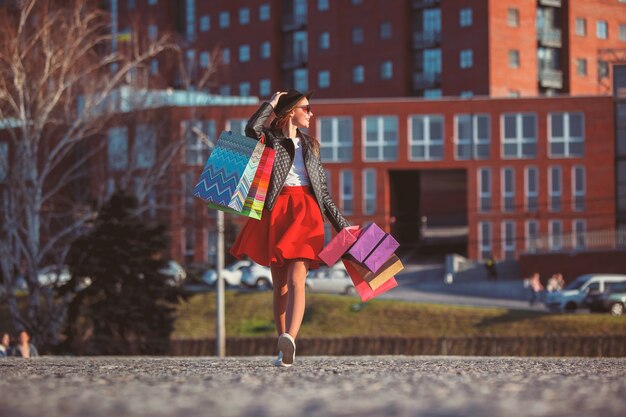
top-left (277, 333), bottom-right (296, 366)
top-left (271, 351), bottom-right (288, 367)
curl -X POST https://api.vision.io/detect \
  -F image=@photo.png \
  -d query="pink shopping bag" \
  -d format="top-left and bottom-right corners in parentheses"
top-left (342, 258), bottom-right (398, 302)
top-left (318, 226), bottom-right (361, 266)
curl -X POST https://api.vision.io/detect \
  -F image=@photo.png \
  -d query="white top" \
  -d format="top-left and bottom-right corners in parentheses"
top-left (284, 136), bottom-right (311, 186)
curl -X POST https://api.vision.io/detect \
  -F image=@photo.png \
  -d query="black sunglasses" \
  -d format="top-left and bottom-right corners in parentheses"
top-left (297, 104), bottom-right (312, 114)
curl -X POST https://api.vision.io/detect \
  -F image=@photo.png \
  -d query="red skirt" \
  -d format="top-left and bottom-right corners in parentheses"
top-left (230, 186), bottom-right (325, 269)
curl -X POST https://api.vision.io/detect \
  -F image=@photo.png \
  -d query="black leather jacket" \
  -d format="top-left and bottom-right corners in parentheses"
top-left (245, 102), bottom-right (350, 232)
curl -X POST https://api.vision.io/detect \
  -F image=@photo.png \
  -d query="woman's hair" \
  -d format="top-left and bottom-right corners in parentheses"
top-left (270, 99), bottom-right (320, 155)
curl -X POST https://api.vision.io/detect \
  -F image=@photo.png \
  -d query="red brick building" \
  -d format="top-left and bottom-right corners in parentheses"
top-left (113, 0), bottom-right (626, 99)
top-left (134, 94), bottom-right (616, 264)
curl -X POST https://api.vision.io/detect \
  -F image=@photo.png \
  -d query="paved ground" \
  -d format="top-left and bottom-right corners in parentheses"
top-left (1, 356), bottom-right (624, 417)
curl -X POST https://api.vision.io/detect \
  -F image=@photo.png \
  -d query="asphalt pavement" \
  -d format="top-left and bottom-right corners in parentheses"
top-left (1, 356), bottom-right (624, 417)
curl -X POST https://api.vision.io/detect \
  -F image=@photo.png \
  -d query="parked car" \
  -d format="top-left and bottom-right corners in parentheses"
top-left (544, 274), bottom-right (626, 312)
top-left (305, 263), bottom-right (356, 296)
top-left (160, 260), bottom-right (187, 287)
top-left (583, 281), bottom-right (626, 315)
top-left (241, 263), bottom-right (273, 289)
top-left (201, 260), bottom-right (251, 287)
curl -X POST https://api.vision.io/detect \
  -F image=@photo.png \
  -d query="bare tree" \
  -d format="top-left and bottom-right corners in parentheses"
top-left (0, 0), bottom-right (192, 349)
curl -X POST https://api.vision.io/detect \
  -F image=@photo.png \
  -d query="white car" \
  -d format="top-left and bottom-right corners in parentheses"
top-left (201, 260), bottom-right (251, 287)
top-left (241, 263), bottom-right (273, 289)
top-left (305, 263), bottom-right (356, 296)
top-left (544, 274), bottom-right (626, 312)
top-left (160, 260), bottom-right (187, 287)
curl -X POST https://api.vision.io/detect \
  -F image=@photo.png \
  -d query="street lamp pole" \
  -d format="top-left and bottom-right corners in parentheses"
top-left (215, 210), bottom-right (226, 357)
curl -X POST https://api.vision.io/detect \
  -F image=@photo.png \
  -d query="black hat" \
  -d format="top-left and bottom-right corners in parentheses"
top-left (273, 88), bottom-right (314, 117)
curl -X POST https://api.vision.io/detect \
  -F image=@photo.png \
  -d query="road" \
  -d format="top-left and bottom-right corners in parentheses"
top-left (1, 356), bottom-right (624, 417)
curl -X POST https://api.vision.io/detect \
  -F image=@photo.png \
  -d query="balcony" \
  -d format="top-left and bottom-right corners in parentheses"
top-left (538, 0), bottom-right (562, 7)
top-left (413, 32), bottom-right (441, 49)
top-left (538, 28), bottom-right (562, 48)
top-left (539, 68), bottom-right (563, 89)
top-left (412, 0), bottom-right (440, 8)
top-left (282, 51), bottom-right (308, 70)
top-left (413, 72), bottom-right (441, 90)
top-left (282, 14), bottom-right (307, 31)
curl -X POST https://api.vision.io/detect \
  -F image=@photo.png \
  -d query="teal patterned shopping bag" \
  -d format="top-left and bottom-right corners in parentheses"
top-left (193, 131), bottom-right (264, 212)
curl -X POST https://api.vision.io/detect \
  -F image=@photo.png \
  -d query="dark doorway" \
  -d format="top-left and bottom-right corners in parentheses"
top-left (390, 169), bottom-right (468, 259)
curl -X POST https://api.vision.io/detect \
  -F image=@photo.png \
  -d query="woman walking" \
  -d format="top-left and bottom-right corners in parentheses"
top-left (231, 89), bottom-right (350, 367)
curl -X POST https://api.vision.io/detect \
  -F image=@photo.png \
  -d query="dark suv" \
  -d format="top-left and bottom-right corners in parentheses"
top-left (583, 281), bottom-right (626, 316)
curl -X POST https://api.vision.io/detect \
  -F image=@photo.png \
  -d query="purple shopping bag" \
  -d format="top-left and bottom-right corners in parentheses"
top-left (362, 234), bottom-right (400, 273)
top-left (347, 223), bottom-right (386, 263)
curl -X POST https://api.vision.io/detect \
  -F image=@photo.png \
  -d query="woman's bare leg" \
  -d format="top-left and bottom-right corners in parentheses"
top-left (285, 259), bottom-right (310, 339)
top-left (270, 264), bottom-right (289, 336)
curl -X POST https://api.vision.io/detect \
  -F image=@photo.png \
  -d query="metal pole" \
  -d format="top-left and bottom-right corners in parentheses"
top-left (215, 210), bottom-right (226, 357)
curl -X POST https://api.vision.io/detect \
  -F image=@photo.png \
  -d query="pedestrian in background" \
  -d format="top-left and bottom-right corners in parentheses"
top-left (230, 89), bottom-right (351, 367)
top-left (485, 256), bottom-right (498, 281)
top-left (0, 332), bottom-right (10, 358)
top-left (11, 330), bottom-right (39, 358)
top-left (529, 273), bottom-right (544, 306)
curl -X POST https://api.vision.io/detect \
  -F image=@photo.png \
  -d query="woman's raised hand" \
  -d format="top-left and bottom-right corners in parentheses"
top-left (269, 91), bottom-right (287, 108)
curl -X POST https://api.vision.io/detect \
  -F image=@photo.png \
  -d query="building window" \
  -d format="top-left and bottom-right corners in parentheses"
top-left (352, 0), bottom-right (362, 4)
top-left (183, 120), bottom-right (215, 165)
top-left (107, 127), bottom-right (128, 171)
top-left (479, 221), bottom-right (492, 260)
top-left (549, 220), bottom-right (563, 251)
top-left (0, 142), bottom-right (8, 182)
top-left (219, 12), bottom-right (230, 28)
top-left (576, 58), bottom-right (587, 76)
top-left (508, 8), bottom-right (520, 27)
top-left (502, 113), bottom-right (537, 159)
top-left (460, 91), bottom-right (473, 98)
top-left (133, 124), bottom-right (156, 169)
top-left (502, 167), bottom-right (515, 212)
top-left (200, 51), bottom-right (210, 68)
top-left (455, 114), bottom-right (490, 160)
top-left (380, 61), bottom-right (393, 80)
top-left (319, 117), bottom-right (352, 162)
top-left (221, 48), bottom-right (230, 64)
top-left (340, 170), bottom-right (353, 215)
top-left (549, 113), bottom-right (584, 157)
top-left (549, 166), bottom-right (562, 212)
top-left (319, 32), bottom-right (330, 49)
top-left (148, 0), bottom-right (157, 5)
top-left (219, 85), bottom-right (231, 95)
top-left (259, 4), bottom-right (270, 21)
top-left (227, 119), bottom-right (247, 135)
top-left (294, 68), bottom-right (308, 91)
top-left (239, 45), bottom-right (250, 62)
top-left (478, 168), bottom-right (492, 212)
top-left (509, 50), bottom-right (520, 68)
top-left (259, 79), bottom-right (271, 97)
top-left (409, 115), bottom-right (444, 160)
top-left (575, 18), bottom-right (586, 36)
top-left (352, 27), bottom-right (364, 44)
top-left (525, 220), bottom-right (539, 253)
top-left (127, 0), bottom-right (136, 9)
top-left (572, 166), bottom-right (586, 211)
top-left (353, 65), bottom-right (364, 83)
top-left (573, 220), bottom-right (586, 250)
top-left (363, 169), bottom-right (376, 215)
top-left (318, 0), bottom-right (329, 11)
top-left (148, 24), bottom-right (158, 41)
top-left (239, 8), bottom-right (250, 25)
top-left (598, 60), bottom-right (609, 78)
top-left (424, 89), bottom-right (442, 98)
top-left (597, 20), bottom-right (608, 39)
top-left (149, 58), bottom-right (158, 75)
top-left (200, 15), bottom-right (210, 32)
top-left (525, 167), bottom-right (538, 212)
top-left (380, 21), bottom-right (392, 39)
top-left (318, 70), bottom-right (330, 88)
top-left (460, 8), bottom-right (472, 27)
top-left (620, 24), bottom-right (626, 41)
top-left (239, 82), bottom-right (250, 96)
top-left (207, 229), bottom-right (218, 265)
top-left (363, 116), bottom-right (398, 162)
top-left (184, 225), bottom-right (195, 264)
top-left (502, 221), bottom-right (516, 260)
top-left (460, 49), bottom-right (473, 69)
top-left (260, 41), bottom-right (271, 58)
top-left (186, 0), bottom-right (195, 41)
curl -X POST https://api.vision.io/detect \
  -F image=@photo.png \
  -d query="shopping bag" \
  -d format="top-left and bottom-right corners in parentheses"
top-left (342, 258), bottom-right (398, 302)
top-left (318, 226), bottom-right (361, 266)
top-left (348, 254), bottom-right (404, 290)
top-left (193, 131), bottom-right (265, 212)
top-left (362, 234), bottom-right (400, 274)
top-left (206, 144), bottom-right (275, 219)
top-left (347, 222), bottom-right (386, 263)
